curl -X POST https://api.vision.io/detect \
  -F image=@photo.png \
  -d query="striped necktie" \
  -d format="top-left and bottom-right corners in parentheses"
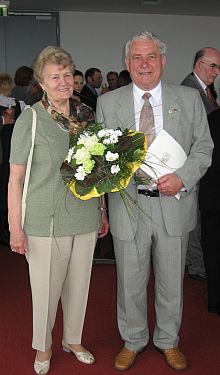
top-left (139, 92), bottom-right (155, 147)
top-left (205, 86), bottom-right (219, 110)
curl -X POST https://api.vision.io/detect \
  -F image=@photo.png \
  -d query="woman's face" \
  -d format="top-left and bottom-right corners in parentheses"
top-left (40, 63), bottom-right (74, 104)
top-left (73, 74), bottom-right (84, 93)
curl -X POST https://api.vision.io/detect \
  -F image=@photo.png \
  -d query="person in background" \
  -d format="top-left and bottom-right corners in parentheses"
top-left (96, 31), bottom-right (213, 371)
top-left (81, 67), bottom-right (102, 111)
top-left (0, 106), bottom-right (15, 246)
top-left (72, 69), bottom-right (84, 102)
top-left (181, 47), bottom-right (220, 280)
top-left (0, 73), bottom-right (24, 245)
top-left (101, 71), bottom-right (118, 94)
top-left (199, 107), bottom-right (220, 316)
top-left (28, 78), bottom-right (44, 104)
top-left (8, 46), bottom-right (109, 375)
top-left (117, 69), bottom-right (132, 87)
top-left (11, 65), bottom-right (34, 105)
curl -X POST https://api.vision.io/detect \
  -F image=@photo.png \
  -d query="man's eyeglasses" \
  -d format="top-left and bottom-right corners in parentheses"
top-left (200, 60), bottom-right (220, 72)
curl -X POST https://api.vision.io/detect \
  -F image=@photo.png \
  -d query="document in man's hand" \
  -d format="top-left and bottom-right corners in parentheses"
top-left (140, 129), bottom-right (187, 199)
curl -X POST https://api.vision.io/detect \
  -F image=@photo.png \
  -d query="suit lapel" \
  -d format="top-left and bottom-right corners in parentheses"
top-left (162, 82), bottom-right (181, 138)
top-left (114, 82), bottom-right (182, 135)
top-left (116, 84), bottom-right (136, 130)
top-left (186, 74), bottom-right (213, 113)
top-left (190, 74), bottom-right (207, 102)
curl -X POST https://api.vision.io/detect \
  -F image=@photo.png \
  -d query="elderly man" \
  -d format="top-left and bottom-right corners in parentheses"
top-left (96, 31), bottom-right (213, 371)
top-left (181, 47), bottom-right (220, 280)
top-left (182, 47), bottom-right (220, 114)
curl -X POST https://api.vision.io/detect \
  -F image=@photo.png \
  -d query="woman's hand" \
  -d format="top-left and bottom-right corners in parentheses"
top-left (98, 209), bottom-right (109, 238)
top-left (10, 228), bottom-right (28, 255)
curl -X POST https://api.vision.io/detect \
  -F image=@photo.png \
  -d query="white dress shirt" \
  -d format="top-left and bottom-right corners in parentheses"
top-left (133, 81), bottom-right (163, 135)
top-left (133, 82), bottom-right (163, 190)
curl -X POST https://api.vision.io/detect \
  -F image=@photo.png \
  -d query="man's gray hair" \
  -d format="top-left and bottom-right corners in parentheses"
top-left (125, 31), bottom-right (167, 58)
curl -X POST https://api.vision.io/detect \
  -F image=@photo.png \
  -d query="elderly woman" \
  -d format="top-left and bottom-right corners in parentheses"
top-left (8, 46), bottom-right (109, 375)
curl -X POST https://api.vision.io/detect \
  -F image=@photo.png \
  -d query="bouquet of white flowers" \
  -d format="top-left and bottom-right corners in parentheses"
top-left (60, 122), bottom-right (146, 200)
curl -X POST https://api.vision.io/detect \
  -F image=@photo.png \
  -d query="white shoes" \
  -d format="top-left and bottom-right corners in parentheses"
top-left (62, 340), bottom-right (95, 364)
top-left (34, 355), bottom-right (51, 374)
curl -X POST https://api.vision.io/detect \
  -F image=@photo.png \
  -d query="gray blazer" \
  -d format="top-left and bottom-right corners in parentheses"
top-left (181, 73), bottom-right (214, 114)
top-left (96, 82), bottom-right (213, 240)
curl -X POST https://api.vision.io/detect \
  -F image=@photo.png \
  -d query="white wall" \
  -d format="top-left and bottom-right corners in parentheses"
top-left (60, 11), bottom-right (220, 94)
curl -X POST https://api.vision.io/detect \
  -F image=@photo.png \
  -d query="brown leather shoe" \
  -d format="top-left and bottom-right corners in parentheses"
top-left (114, 347), bottom-right (137, 371)
top-left (156, 347), bottom-right (187, 370)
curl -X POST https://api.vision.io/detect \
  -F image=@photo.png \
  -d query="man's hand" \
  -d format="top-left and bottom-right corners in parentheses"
top-left (157, 173), bottom-right (183, 196)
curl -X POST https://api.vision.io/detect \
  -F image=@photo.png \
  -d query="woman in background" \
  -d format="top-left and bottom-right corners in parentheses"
top-left (73, 69), bottom-right (84, 94)
top-left (0, 73), bottom-right (24, 245)
top-left (11, 65), bottom-right (34, 104)
top-left (8, 46), bottom-right (109, 374)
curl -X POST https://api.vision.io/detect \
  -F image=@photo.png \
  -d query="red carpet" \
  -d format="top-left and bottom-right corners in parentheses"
top-left (0, 244), bottom-right (220, 374)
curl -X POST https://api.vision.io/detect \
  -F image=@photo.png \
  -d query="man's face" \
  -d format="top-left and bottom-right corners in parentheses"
top-left (91, 71), bottom-right (102, 88)
top-left (196, 50), bottom-right (220, 86)
top-left (107, 73), bottom-right (118, 90)
top-left (125, 39), bottom-right (166, 91)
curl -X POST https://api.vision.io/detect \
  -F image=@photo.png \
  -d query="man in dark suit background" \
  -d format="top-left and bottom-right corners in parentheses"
top-left (80, 67), bottom-right (102, 112)
top-left (199, 108), bottom-right (220, 316)
top-left (181, 47), bottom-right (220, 280)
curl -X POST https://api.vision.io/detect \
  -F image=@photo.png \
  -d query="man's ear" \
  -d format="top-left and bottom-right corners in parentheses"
top-left (125, 57), bottom-right (130, 72)
top-left (161, 54), bottom-right (166, 68)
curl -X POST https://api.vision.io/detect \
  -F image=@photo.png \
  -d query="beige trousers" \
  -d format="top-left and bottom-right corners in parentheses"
top-left (26, 231), bottom-right (97, 351)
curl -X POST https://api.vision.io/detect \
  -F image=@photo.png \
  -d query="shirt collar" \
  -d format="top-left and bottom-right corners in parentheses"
top-left (133, 81), bottom-right (162, 103)
top-left (86, 83), bottom-right (97, 95)
top-left (193, 72), bottom-right (207, 91)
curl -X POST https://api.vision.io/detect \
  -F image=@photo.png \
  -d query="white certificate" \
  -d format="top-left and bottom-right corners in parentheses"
top-left (140, 129), bottom-right (187, 199)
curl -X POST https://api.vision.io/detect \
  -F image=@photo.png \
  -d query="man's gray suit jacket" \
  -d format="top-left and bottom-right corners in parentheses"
top-left (96, 82), bottom-right (213, 241)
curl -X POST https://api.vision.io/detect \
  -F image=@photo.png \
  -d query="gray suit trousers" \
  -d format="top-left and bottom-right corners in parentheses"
top-left (113, 195), bottom-right (188, 351)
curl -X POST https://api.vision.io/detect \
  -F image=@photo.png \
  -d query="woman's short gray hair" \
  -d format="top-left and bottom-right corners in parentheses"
top-left (125, 31), bottom-right (167, 58)
top-left (33, 45), bottom-right (75, 82)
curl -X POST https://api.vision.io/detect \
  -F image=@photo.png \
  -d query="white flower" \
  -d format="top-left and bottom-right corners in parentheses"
top-left (111, 165), bottom-right (120, 174)
top-left (78, 134), bottom-right (99, 151)
top-left (97, 129), bottom-right (109, 138)
top-left (74, 147), bottom-right (91, 164)
top-left (74, 166), bottom-right (87, 181)
top-left (98, 128), bottom-right (122, 145)
top-left (114, 130), bottom-right (122, 137)
top-left (66, 147), bottom-right (74, 163)
top-left (109, 134), bottom-right (119, 144)
top-left (103, 138), bottom-right (111, 145)
top-left (105, 151), bottom-right (119, 162)
top-left (106, 129), bottom-right (114, 135)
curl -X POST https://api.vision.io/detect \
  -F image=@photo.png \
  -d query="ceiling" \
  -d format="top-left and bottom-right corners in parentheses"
top-left (5, 0), bottom-right (220, 17)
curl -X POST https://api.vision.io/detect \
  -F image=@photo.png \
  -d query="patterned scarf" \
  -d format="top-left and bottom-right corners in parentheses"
top-left (41, 92), bottom-right (94, 134)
